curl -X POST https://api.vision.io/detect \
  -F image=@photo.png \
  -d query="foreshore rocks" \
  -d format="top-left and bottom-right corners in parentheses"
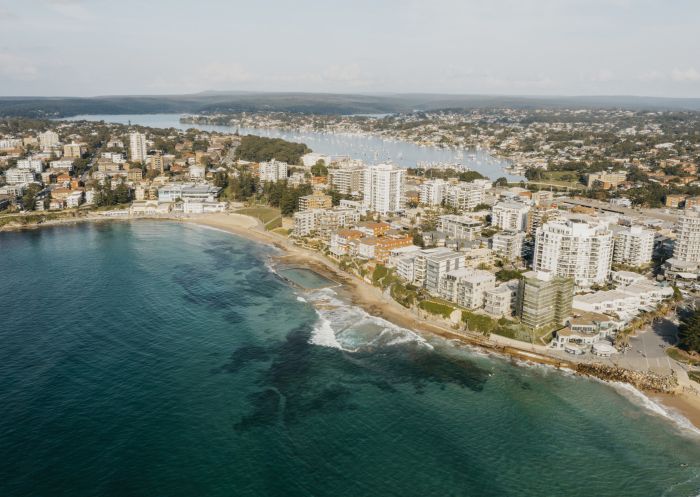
top-left (575, 363), bottom-right (678, 393)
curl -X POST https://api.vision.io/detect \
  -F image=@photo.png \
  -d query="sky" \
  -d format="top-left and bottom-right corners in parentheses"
top-left (1, 0), bottom-right (699, 98)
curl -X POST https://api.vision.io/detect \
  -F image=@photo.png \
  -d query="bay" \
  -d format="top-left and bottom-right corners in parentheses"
top-left (1, 221), bottom-right (699, 497)
top-left (63, 113), bottom-right (524, 182)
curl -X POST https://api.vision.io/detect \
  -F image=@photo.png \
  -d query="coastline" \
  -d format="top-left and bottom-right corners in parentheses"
top-left (4, 211), bottom-right (700, 432)
top-left (182, 212), bottom-right (700, 433)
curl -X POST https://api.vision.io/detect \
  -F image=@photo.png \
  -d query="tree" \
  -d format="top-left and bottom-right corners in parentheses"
top-left (234, 135), bottom-right (310, 164)
top-left (21, 183), bottom-right (42, 210)
top-left (678, 309), bottom-right (700, 353)
top-left (114, 183), bottom-right (131, 204)
top-left (311, 160), bottom-right (328, 177)
top-left (412, 231), bottom-right (424, 248)
top-left (493, 177), bottom-right (509, 188)
top-left (213, 171), bottom-right (229, 188)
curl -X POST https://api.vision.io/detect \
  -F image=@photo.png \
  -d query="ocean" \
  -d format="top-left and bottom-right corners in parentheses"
top-left (1, 221), bottom-right (699, 497)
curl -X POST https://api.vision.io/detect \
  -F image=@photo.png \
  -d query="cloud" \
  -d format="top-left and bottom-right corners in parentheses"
top-left (320, 64), bottom-right (372, 87)
top-left (0, 52), bottom-right (39, 81)
top-left (638, 70), bottom-right (666, 82)
top-left (0, 7), bottom-right (19, 20)
top-left (590, 69), bottom-right (615, 83)
top-left (27, 0), bottom-right (95, 22)
top-left (200, 63), bottom-right (256, 86)
top-left (671, 67), bottom-right (700, 82)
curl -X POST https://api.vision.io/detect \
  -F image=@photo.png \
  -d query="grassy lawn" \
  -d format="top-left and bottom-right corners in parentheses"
top-left (236, 206), bottom-right (283, 229)
top-left (236, 206), bottom-right (281, 224)
top-left (419, 300), bottom-right (455, 319)
top-left (666, 347), bottom-right (700, 367)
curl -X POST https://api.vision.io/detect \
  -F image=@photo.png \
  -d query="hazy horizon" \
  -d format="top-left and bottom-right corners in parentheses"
top-left (2, 0), bottom-right (700, 98)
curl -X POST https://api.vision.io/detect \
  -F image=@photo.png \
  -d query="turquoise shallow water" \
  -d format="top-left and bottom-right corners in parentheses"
top-left (1, 221), bottom-right (699, 497)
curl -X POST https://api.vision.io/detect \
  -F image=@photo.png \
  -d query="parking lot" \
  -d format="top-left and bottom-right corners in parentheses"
top-left (612, 318), bottom-right (678, 374)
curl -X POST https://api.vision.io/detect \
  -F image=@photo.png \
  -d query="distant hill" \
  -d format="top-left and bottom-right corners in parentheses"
top-left (1, 92), bottom-right (700, 118)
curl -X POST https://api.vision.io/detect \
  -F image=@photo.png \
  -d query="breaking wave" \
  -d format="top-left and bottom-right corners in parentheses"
top-left (306, 287), bottom-right (433, 353)
top-left (610, 381), bottom-right (700, 438)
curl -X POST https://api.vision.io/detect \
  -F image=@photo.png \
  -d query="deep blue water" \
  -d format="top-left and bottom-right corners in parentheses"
top-left (63, 113), bottom-right (525, 182)
top-left (1, 221), bottom-right (699, 497)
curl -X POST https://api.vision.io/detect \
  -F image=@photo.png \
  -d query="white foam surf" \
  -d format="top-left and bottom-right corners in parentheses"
top-left (609, 381), bottom-right (700, 437)
top-left (306, 287), bottom-right (432, 352)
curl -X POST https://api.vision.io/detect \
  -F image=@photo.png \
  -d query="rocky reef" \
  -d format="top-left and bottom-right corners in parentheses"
top-left (576, 363), bottom-right (678, 393)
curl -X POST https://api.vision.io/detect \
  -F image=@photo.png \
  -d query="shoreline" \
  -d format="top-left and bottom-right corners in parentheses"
top-left (4, 211), bottom-right (700, 432)
top-left (182, 212), bottom-right (700, 433)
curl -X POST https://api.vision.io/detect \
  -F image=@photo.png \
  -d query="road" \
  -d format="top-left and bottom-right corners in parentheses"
top-left (558, 197), bottom-right (680, 223)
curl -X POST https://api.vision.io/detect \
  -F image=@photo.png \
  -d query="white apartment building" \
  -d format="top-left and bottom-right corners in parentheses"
top-left (363, 163), bottom-right (405, 214)
top-left (667, 207), bottom-right (700, 273)
top-left (17, 158), bottom-right (44, 173)
top-left (293, 208), bottom-right (360, 237)
top-left (492, 231), bottom-right (525, 260)
top-left (491, 200), bottom-right (530, 232)
top-left (258, 159), bottom-right (289, 183)
top-left (65, 191), bottom-right (84, 208)
top-left (438, 268), bottom-right (496, 309)
top-left (329, 166), bottom-right (364, 195)
top-left (533, 219), bottom-right (614, 287)
top-left (444, 181), bottom-right (486, 211)
top-left (484, 280), bottom-right (520, 317)
top-left (5, 167), bottom-right (35, 184)
top-left (387, 245), bottom-right (422, 268)
top-left (612, 225), bottom-right (654, 267)
top-left (0, 138), bottom-right (22, 150)
top-left (438, 214), bottom-right (482, 241)
top-left (49, 160), bottom-right (74, 171)
top-left (129, 132), bottom-right (148, 162)
top-left (413, 248), bottom-right (466, 294)
top-left (419, 179), bottom-right (447, 206)
top-left (38, 130), bottom-right (59, 150)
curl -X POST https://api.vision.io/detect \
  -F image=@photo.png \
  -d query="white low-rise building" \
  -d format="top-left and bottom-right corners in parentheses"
top-left (183, 199), bottom-right (226, 214)
top-left (573, 281), bottom-right (673, 321)
top-left (610, 270), bottom-right (646, 286)
top-left (130, 200), bottom-right (174, 215)
top-left (550, 312), bottom-right (621, 352)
